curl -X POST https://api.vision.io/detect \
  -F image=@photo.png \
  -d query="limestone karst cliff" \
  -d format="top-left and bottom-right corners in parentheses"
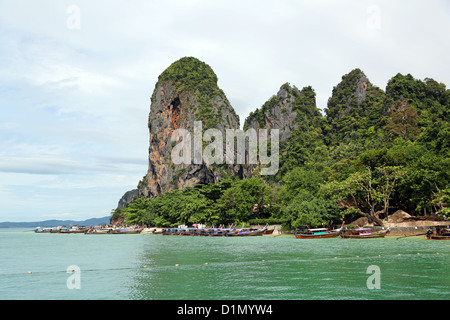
top-left (116, 65), bottom-right (381, 208)
top-left (243, 83), bottom-right (323, 178)
top-left (139, 57), bottom-right (241, 199)
top-left (244, 83), bottom-right (320, 140)
top-left (113, 60), bottom-right (450, 225)
top-left (324, 68), bottom-right (386, 145)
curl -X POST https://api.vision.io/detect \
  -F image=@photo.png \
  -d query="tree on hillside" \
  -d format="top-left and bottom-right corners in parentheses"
top-left (384, 100), bottom-right (421, 142)
top-left (322, 165), bottom-right (406, 224)
top-left (377, 166), bottom-right (407, 219)
top-left (282, 190), bottom-right (340, 228)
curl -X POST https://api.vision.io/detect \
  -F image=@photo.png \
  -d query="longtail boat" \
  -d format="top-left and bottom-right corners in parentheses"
top-left (209, 228), bottom-right (231, 236)
top-left (225, 227), bottom-right (265, 237)
top-left (110, 227), bottom-right (143, 234)
top-left (263, 225), bottom-right (275, 235)
top-left (161, 228), bottom-right (178, 235)
top-left (35, 227), bottom-right (55, 233)
top-left (426, 227), bottom-right (450, 240)
top-left (341, 228), bottom-right (388, 239)
top-left (59, 226), bottom-right (87, 234)
top-left (179, 228), bottom-right (197, 236)
top-left (84, 228), bottom-right (112, 234)
top-left (294, 222), bottom-right (344, 239)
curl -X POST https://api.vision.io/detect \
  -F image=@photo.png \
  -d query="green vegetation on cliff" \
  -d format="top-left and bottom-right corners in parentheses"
top-left (158, 57), bottom-right (222, 97)
top-left (324, 69), bottom-right (387, 145)
top-left (155, 56), bottom-right (238, 131)
top-left (115, 67), bottom-right (450, 228)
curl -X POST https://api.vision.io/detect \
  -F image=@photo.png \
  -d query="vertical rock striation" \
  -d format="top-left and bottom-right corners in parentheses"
top-left (140, 57), bottom-right (240, 198)
top-left (243, 83), bottom-right (322, 177)
top-left (324, 69), bottom-right (386, 144)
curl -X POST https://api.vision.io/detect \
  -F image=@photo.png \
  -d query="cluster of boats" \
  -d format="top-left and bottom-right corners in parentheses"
top-left (33, 223), bottom-right (449, 240)
top-left (158, 226), bottom-right (274, 236)
top-left (34, 225), bottom-right (143, 234)
top-left (33, 224), bottom-right (273, 236)
top-left (294, 222), bottom-right (450, 240)
top-left (295, 227), bottom-right (389, 239)
top-left (34, 226), bottom-right (85, 233)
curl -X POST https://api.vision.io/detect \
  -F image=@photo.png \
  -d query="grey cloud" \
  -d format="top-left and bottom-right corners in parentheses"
top-left (0, 157), bottom-right (117, 175)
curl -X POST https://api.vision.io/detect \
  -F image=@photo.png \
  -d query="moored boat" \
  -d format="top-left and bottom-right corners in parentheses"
top-left (225, 227), bottom-right (265, 237)
top-left (50, 226), bottom-right (62, 233)
top-left (84, 227), bottom-right (112, 234)
top-left (179, 228), bottom-right (197, 236)
top-left (110, 227), bottom-right (143, 234)
top-left (341, 228), bottom-right (388, 239)
top-left (162, 228), bottom-right (180, 235)
top-left (209, 228), bottom-right (231, 236)
top-left (141, 227), bottom-right (164, 234)
top-left (34, 227), bottom-right (55, 233)
top-left (59, 226), bottom-right (86, 234)
top-left (426, 227), bottom-right (450, 240)
top-left (152, 228), bottom-right (164, 234)
top-left (295, 222), bottom-right (344, 239)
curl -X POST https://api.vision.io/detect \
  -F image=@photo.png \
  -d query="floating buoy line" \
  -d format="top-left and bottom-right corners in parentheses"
top-left (1, 250), bottom-right (447, 277)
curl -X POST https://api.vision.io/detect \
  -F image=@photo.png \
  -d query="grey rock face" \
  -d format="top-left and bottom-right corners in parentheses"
top-left (243, 83), bottom-right (318, 177)
top-left (140, 58), bottom-right (241, 199)
top-left (117, 189), bottom-right (139, 210)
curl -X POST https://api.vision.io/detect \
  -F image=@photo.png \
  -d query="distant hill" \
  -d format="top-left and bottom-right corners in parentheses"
top-left (0, 216), bottom-right (111, 228)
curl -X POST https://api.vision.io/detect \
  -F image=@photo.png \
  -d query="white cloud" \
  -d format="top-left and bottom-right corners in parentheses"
top-left (0, 157), bottom-right (115, 175)
top-left (0, 0), bottom-right (449, 221)
top-left (42, 212), bottom-right (75, 219)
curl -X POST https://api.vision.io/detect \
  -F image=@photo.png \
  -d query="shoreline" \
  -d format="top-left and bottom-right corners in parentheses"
top-left (373, 222), bottom-right (450, 236)
top-left (4, 221), bottom-right (449, 238)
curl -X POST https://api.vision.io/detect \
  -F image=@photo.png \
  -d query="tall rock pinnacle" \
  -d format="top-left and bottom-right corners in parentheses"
top-left (140, 57), bottom-right (241, 198)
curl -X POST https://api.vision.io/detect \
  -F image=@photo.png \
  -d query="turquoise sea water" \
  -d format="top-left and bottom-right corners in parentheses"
top-left (0, 228), bottom-right (448, 300)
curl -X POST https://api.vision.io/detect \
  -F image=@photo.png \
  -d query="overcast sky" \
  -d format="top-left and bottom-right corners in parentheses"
top-left (1, 0), bottom-right (449, 222)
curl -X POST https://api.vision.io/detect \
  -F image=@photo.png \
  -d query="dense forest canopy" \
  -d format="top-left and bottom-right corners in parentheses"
top-left (113, 67), bottom-right (450, 229)
top-left (157, 56), bottom-right (222, 98)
